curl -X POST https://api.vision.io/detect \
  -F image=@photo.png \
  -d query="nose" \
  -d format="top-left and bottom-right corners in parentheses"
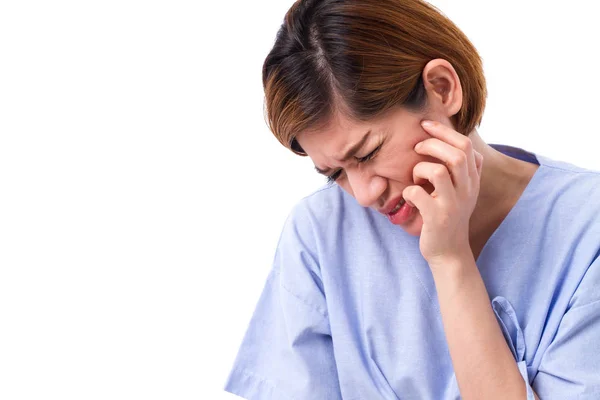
top-left (346, 168), bottom-right (386, 208)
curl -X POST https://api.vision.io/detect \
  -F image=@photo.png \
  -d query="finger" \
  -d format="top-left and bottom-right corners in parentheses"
top-left (402, 184), bottom-right (435, 220)
top-left (414, 137), bottom-right (468, 190)
top-left (420, 120), bottom-right (477, 181)
top-left (475, 151), bottom-right (483, 176)
top-left (412, 161), bottom-right (455, 200)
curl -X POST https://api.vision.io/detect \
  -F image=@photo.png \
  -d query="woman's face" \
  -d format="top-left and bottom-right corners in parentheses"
top-left (296, 106), bottom-right (443, 237)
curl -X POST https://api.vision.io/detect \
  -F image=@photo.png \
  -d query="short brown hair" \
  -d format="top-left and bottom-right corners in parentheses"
top-left (262, 0), bottom-right (487, 156)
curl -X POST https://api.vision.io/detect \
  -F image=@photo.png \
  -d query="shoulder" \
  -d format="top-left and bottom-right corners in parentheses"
top-left (284, 183), bottom-right (373, 235)
top-left (534, 154), bottom-right (600, 215)
top-left (537, 153), bottom-right (600, 188)
top-left (290, 183), bottom-right (350, 218)
top-left (532, 153), bottom-right (600, 280)
top-left (275, 184), bottom-right (349, 265)
top-left (279, 183), bottom-right (387, 265)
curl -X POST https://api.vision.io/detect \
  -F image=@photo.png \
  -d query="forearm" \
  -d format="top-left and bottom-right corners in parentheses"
top-left (431, 254), bottom-right (539, 400)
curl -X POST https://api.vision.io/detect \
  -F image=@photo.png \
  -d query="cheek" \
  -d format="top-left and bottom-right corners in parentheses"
top-left (379, 157), bottom-right (436, 197)
top-left (380, 152), bottom-right (420, 182)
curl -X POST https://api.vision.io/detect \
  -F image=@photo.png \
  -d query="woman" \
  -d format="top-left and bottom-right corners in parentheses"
top-left (225, 0), bottom-right (600, 399)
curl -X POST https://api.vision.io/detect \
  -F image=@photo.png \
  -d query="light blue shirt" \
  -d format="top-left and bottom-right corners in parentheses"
top-left (224, 144), bottom-right (600, 399)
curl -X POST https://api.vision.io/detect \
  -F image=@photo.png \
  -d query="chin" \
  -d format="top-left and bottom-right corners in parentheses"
top-left (400, 210), bottom-right (424, 237)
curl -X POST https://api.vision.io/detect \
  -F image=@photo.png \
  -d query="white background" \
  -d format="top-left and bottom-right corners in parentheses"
top-left (0, 0), bottom-right (598, 399)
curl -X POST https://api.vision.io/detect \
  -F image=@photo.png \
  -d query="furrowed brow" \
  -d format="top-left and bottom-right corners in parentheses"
top-left (313, 130), bottom-right (371, 176)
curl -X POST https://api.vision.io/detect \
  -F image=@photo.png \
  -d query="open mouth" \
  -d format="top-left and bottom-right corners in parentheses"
top-left (388, 197), bottom-right (406, 215)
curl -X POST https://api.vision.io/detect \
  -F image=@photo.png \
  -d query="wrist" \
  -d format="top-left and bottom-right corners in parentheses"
top-left (429, 252), bottom-right (477, 286)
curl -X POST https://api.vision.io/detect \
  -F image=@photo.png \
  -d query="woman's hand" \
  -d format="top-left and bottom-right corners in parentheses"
top-left (402, 120), bottom-right (483, 269)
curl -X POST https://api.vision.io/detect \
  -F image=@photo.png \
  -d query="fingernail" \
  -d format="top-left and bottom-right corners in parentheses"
top-left (415, 141), bottom-right (423, 150)
top-left (421, 120), bottom-right (434, 128)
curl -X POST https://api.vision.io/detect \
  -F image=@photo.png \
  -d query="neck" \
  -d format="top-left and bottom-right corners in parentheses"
top-left (467, 129), bottom-right (536, 243)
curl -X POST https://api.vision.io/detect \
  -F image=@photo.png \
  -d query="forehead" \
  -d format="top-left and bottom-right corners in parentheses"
top-left (297, 113), bottom-right (369, 152)
top-left (296, 107), bottom-right (415, 158)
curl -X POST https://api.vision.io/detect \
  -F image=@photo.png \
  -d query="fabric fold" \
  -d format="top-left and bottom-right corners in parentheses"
top-left (492, 296), bottom-right (535, 400)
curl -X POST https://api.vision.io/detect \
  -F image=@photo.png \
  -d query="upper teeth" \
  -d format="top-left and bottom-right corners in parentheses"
top-left (390, 198), bottom-right (405, 214)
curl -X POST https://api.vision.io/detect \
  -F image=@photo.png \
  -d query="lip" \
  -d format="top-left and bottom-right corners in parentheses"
top-left (379, 195), bottom-right (404, 215)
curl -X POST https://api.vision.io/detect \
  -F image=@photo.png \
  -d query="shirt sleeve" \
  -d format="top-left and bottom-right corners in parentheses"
top-left (224, 203), bottom-right (342, 400)
top-left (531, 254), bottom-right (600, 398)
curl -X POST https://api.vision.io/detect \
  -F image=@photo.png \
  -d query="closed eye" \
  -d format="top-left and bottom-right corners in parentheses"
top-left (326, 171), bottom-right (341, 185)
top-left (356, 143), bottom-right (382, 163)
top-left (326, 143), bottom-right (383, 185)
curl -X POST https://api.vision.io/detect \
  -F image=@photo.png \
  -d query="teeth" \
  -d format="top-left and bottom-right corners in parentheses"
top-left (390, 198), bottom-right (405, 214)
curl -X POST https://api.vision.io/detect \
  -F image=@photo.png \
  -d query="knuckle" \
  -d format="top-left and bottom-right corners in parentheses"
top-left (460, 137), bottom-right (473, 152)
top-left (405, 185), bottom-right (419, 197)
top-left (450, 153), bottom-right (466, 167)
top-left (433, 165), bottom-right (447, 178)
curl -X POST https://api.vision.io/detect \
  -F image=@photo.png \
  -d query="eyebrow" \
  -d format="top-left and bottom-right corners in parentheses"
top-left (314, 130), bottom-right (372, 176)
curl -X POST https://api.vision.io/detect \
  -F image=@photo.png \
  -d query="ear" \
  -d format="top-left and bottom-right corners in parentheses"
top-left (422, 59), bottom-right (463, 118)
